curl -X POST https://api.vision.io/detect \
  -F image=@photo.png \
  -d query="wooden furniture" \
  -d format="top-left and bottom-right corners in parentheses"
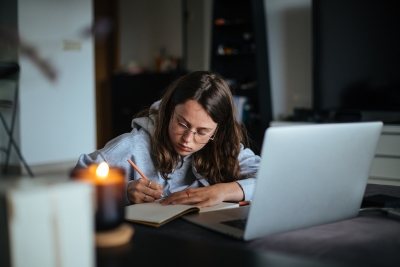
top-left (110, 72), bottom-right (183, 139)
top-left (210, 0), bottom-right (272, 155)
top-left (270, 121), bottom-right (400, 185)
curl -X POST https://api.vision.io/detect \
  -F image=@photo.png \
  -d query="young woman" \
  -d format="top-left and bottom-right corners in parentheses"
top-left (73, 71), bottom-right (260, 207)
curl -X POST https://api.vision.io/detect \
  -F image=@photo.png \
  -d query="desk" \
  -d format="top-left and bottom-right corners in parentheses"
top-left (97, 184), bottom-right (400, 267)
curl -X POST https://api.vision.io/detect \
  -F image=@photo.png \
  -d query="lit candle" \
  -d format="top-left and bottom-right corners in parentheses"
top-left (71, 163), bottom-right (125, 231)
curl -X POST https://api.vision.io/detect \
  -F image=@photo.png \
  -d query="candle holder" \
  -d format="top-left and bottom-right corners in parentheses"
top-left (71, 163), bottom-right (134, 247)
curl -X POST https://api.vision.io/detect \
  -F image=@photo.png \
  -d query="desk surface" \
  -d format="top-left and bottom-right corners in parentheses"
top-left (97, 184), bottom-right (400, 267)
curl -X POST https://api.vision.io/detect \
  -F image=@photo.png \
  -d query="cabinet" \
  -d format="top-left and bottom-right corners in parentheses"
top-left (270, 121), bottom-right (400, 185)
top-left (110, 72), bottom-right (183, 138)
top-left (210, 0), bottom-right (272, 155)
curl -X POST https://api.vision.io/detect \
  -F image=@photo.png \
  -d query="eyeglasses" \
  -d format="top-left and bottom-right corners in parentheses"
top-left (171, 116), bottom-right (217, 144)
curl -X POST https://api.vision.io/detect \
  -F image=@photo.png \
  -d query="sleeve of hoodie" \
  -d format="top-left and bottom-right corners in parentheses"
top-left (235, 145), bottom-right (261, 201)
top-left (73, 102), bottom-right (159, 172)
top-left (72, 117), bottom-right (156, 206)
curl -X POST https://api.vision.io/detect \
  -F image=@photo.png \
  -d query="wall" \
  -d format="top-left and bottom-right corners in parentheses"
top-left (119, 0), bottom-right (212, 72)
top-left (265, 0), bottom-right (312, 120)
top-left (186, 0), bottom-right (212, 71)
top-left (119, 0), bottom-right (183, 71)
top-left (16, 0), bottom-right (96, 172)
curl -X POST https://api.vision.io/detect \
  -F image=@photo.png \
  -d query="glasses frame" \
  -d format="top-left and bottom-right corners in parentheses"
top-left (170, 114), bottom-right (217, 144)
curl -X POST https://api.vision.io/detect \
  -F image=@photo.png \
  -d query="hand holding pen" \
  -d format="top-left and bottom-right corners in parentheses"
top-left (126, 159), bottom-right (164, 204)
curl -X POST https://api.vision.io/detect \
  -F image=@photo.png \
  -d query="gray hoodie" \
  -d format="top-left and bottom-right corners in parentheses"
top-left (74, 101), bottom-right (260, 205)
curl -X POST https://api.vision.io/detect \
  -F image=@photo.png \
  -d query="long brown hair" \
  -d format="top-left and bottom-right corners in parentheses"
top-left (147, 71), bottom-right (250, 184)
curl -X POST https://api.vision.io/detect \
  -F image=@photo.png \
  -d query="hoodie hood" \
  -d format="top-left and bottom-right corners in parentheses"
top-left (130, 100), bottom-right (161, 134)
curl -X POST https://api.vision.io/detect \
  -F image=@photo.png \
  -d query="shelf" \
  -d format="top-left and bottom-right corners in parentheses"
top-left (214, 53), bottom-right (255, 57)
top-left (211, 0), bottom-right (272, 155)
top-left (214, 21), bottom-right (252, 27)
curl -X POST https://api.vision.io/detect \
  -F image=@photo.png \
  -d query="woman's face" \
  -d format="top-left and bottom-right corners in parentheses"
top-left (168, 100), bottom-right (218, 157)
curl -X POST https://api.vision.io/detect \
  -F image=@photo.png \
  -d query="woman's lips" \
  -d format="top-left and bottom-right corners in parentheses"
top-left (178, 143), bottom-right (191, 151)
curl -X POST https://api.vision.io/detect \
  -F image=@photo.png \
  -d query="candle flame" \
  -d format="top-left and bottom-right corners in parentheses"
top-left (96, 162), bottom-right (109, 178)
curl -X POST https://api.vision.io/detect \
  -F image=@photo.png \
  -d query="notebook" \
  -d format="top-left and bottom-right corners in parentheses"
top-left (125, 201), bottom-right (239, 227)
top-left (182, 121), bottom-right (383, 240)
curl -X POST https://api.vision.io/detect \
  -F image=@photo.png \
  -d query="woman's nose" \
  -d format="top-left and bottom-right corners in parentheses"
top-left (182, 130), bottom-right (195, 142)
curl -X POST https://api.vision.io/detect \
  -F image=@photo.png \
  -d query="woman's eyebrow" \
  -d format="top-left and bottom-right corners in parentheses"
top-left (176, 113), bottom-right (189, 123)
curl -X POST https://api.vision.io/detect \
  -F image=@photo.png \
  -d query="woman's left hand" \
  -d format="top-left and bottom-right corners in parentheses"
top-left (159, 182), bottom-right (244, 208)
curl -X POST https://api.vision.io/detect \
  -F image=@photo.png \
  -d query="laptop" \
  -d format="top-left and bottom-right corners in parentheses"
top-left (182, 121), bottom-right (383, 240)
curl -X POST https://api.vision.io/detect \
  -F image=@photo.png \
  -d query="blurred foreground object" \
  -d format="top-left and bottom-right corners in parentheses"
top-left (0, 17), bottom-right (114, 82)
top-left (0, 177), bottom-right (95, 267)
top-left (0, 26), bottom-right (57, 82)
top-left (71, 163), bottom-right (125, 231)
top-left (0, 61), bottom-right (34, 177)
top-left (71, 163), bottom-right (134, 248)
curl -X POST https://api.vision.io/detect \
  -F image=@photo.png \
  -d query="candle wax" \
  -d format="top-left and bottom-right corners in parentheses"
top-left (71, 165), bottom-right (126, 231)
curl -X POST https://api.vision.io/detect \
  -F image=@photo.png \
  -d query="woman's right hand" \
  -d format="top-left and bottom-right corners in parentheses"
top-left (127, 178), bottom-right (163, 204)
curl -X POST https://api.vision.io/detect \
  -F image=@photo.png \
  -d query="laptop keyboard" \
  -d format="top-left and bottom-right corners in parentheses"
top-left (221, 218), bottom-right (247, 230)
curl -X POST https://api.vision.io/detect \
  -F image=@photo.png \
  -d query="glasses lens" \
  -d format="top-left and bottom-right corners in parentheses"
top-left (172, 120), bottom-right (210, 144)
top-left (195, 134), bottom-right (209, 144)
top-left (172, 121), bottom-right (188, 134)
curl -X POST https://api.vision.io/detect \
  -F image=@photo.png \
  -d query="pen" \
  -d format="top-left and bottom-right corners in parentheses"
top-left (127, 158), bottom-right (149, 180)
top-left (127, 158), bottom-right (164, 198)
top-left (238, 201), bottom-right (251, 206)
